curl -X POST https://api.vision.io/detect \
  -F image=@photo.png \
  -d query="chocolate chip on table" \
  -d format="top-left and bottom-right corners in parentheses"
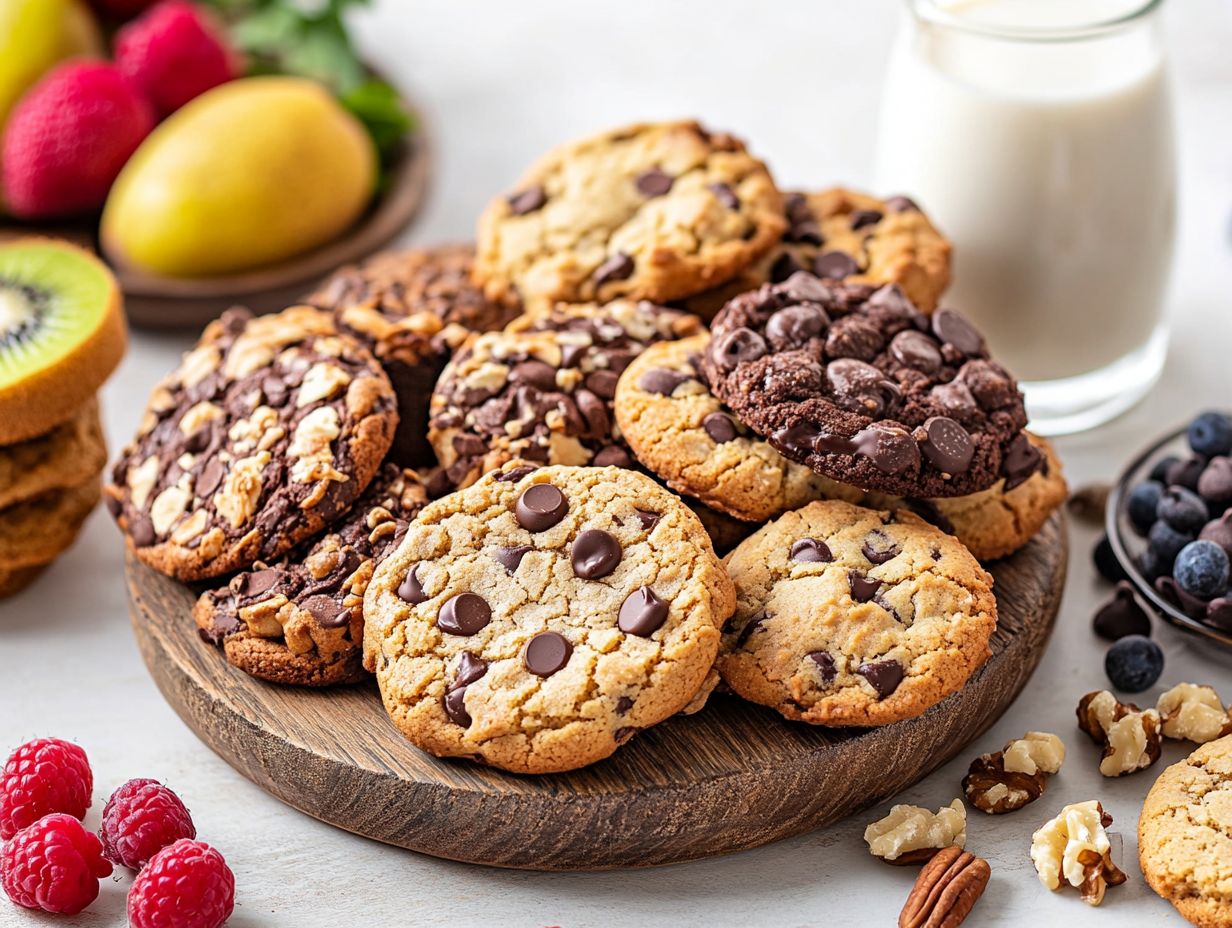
top-left (571, 529), bottom-right (622, 580)
top-left (507, 185), bottom-right (546, 215)
top-left (862, 531), bottom-right (901, 565)
top-left (849, 209), bottom-right (883, 230)
top-left (791, 538), bottom-right (833, 563)
top-left (849, 571), bottom-right (881, 602)
top-left (516, 483), bottom-right (568, 531)
top-left (438, 593), bottom-right (492, 636)
top-left (814, 251), bottom-right (859, 280)
top-left (919, 416), bottom-right (975, 475)
top-left (703, 412), bottom-right (737, 444)
top-left (931, 309), bottom-right (986, 357)
top-left (638, 368), bottom-right (692, 396)
top-left (807, 651), bottom-right (837, 684)
top-left (523, 631), bottom-right (572, 676)
top-left (398, 564), bottom-right (428, 604)
top-left (1093, 582), bottom-right (1152, 641)
top-left (618, 586), bottom-right (669, 636)
top-left (593, 252), bottom-right (635, 287)
top-left (635, 168), bottom-right (674, 197)
top-left (708, 181), bottom-right (739, 209)
top-left (493, 545), bottom-right (533, 572)
top-left (858, 659), bottom-right (904, 698)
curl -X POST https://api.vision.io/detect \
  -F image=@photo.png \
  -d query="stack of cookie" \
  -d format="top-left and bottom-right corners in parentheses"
top-left (107, 119), bottom-right (1068, 776)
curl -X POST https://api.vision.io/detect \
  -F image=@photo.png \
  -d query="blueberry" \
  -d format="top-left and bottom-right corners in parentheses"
top-left (1127, 480), bottom-right (1164, 534)
top-left (1157, 486), bottom-right (1209, 533)
top-left (1147, 519), bottom-right (1193, 566)
top-left (1166, 455), bottom-right (1208, 491)
top-left (1148, 455), bottom-right (1180, 483)
top-left (1188, 411), bottom-right (1232, 457)
top-left (1105, 634), bottom-right (1164, 693)
top-left (1093, 534), bottom-right (1127, 583)
top-left (1174, 539), bottom-right (1230, 600)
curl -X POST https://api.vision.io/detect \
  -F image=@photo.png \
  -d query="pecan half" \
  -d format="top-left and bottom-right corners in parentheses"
top-left (899, 845), bottom-right (991, 928)
top-left (1077, 690), bottom-right (1162, 776)
top-left (963, 751), bottom-right (1046, 813)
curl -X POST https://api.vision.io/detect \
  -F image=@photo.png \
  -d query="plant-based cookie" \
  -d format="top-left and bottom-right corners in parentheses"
top-left (685, 188), bottom-right (952, 319)
top-left (702, 273), bottom-right (1034, 498)
top-left (718, 499), bottom-right (996, 727)
top-left (307, 244), bottom-right (521, 468)
top-left (475, 120), bottom-right (786, 307)
top-left (0, 398), bottom-right (106, 510)
top-left (107, 306), bottom-right (398, 581)
top-left (195, 464), bottom-right (428, 687)
top-left (428, 299), bottom-right (700, 490)
top-left (364, 463), bottom-right (736, 774)
top-left (1139, 735), bottom-right (1232, 928)
top-left (0, 478), bottom-right (101, 569)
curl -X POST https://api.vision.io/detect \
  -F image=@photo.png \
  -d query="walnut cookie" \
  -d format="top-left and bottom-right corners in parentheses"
top-left (107, 306), bottom-right (398, 581)
top-left (0, 398), bottom-right (107, 510)
top-left (363, 463), bottom-right (736, 774)
top-left (195, 464), bottom-right (428, 687)
top-left (616, 334), bottom-right (1065, 558)
top-left (475, 120), bottom-right (786, 308)
top-left (717, 499), bottom-right (997, 727)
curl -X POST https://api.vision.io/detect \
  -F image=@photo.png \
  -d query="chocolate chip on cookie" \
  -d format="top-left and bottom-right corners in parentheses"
top-left (107, 306), bottom-right (398, 581)
top-left (701, 272), bottom-right (1032, 498)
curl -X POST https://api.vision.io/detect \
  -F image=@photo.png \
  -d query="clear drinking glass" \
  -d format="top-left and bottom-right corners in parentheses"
top-left (874, 0), bottom-right (1176, 435)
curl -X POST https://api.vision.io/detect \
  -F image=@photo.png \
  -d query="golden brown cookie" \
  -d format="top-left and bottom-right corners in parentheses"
top-left (475, 121), bottom-right (786, 307)
top-left (0, 478), bottom-right (101, 569)
top-left (0, 564), bottom-right (47, 599)
top-left (717, 499), bottom-right (996, 727)
top-left (364, 462), bottom-right (735, 774)
top-left (0, 398), bottom-right (106, 510)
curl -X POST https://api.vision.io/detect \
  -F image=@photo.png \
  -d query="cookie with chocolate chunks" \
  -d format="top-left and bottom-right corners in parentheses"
top-left (307, 244), bottom-right (521, 468)
top-left (700, 272), bottom-right (1033, 498)
top-left (475, 120), bottom-right (786, 308)
top-left (717, 499), bottom-right (996, 727)
top-left (107, 306), bottom-right (398, 581)
top-left (194, 464), bottom-right (428, 687)
top-left (427, 299), bottom-right (701, 490)
top-left (363, 462), bottom-right (735, 774)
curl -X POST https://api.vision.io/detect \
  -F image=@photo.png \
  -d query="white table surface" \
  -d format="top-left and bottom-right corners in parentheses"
top-left (4, 2), bottom-right (1232, 925)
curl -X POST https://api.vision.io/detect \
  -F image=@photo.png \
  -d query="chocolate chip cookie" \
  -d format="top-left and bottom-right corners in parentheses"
top-left (717, 499), bottom-right (996, 727)
top-left (194, 464), bottom-right (428, 687)
top-left (475, 120), bottom-right (786, 307)
top-left (0, 478), bottom-right (100, 570)
top-left (684, 188), bottom-right (952, 319)
top-left (701, 272), bottom-right (1033, 498)
top-left (307, 244), bottom-right (521, 468)
top-left (107, 306), bottom-right (398, 581)
top-left (364, 462), bottom-right (736, 774)
top-left (0, 398), bottom-right (106, 510)
top-left (1139, 735), bottom-right (1232, 928)
top-left (428, 299), bottom-right (701, 490)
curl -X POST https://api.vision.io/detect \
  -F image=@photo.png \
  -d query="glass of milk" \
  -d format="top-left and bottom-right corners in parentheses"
top-left (874, 0), bottom-right (1176, 435)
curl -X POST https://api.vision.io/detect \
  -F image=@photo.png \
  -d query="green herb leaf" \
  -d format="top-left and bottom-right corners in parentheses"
top-left (342, 79), bottom-right (414, 153)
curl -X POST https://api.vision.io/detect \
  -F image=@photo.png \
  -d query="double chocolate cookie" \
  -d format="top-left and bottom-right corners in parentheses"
top-left (475, 120), bottom-right (786, 307)
top-left (701, 272), bottom-right (1035, 498)
top-left (717, 499), bottom-right (997, 726)
top-left (195, 464), bottom-right (428, 687)
top-left (308, 244), bottom-right (520, 467)
top-left (364, 462), bottom-right (735, 774)
top-left (107, 306), bottom-right (398, 581)
top-left (428, 300), bottom-right (701, 489)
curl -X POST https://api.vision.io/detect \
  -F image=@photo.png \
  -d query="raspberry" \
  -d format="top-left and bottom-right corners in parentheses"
top-left (128, 839), bottom-right (234, 928)
top-left (115, 0), bottom-right (240, 117)
top-left (99, 778), bottom-right (196, 870)
top-left (1, 61), bottom-right (154, 219)
top-left (0, 738), bottom-right (93, 840)
top-left (0, 814), bottom-right (112, 915)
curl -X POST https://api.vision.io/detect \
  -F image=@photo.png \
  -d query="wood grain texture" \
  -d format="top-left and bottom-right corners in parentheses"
top-left (126, 511), bottom-right (1067, 871)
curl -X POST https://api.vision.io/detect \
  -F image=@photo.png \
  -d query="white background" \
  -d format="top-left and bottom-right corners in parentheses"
top-left (3, 1), bottom-right (1232, 925)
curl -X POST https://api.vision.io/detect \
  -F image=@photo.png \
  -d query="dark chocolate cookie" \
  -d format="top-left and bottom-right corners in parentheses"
top-left (700, 272), bottom-right (1035, 498)
top-left (307, 244), bottom-right (521, 468)
top-left (194, 464), bottom-right (428, 687)
top-left (106, 306), bottom-right (398, 581)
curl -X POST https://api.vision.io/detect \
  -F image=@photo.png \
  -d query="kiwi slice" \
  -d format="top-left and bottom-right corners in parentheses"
top-left (0, 238), bottom-right (126, 444)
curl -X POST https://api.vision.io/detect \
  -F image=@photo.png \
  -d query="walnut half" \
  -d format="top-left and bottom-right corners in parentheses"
top-left (899, 845), bottom-right (992, 928)
top-left (864, 800), bottom-right (966, 864)
top-left (963, 731), bottom-right (1065, 814)
top-left (1157, 683), bottom-right (1232, 743)
top-left (1076, 690), bottom-right (1161, 777)
top-left (1030, 800), bottom-right (1127, 906)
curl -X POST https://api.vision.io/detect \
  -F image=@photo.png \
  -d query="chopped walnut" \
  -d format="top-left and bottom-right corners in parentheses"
top-left (1029, 800), bottom-right (1127, 905)
top-left (1076, 690), bottom-right (1162, 777)
top-left (864, 800), bottom-right (966, 864)
top-left (1156, 683), bottom-right (1232, 743)
top-left (963, 732), bottom-right (1065, 814)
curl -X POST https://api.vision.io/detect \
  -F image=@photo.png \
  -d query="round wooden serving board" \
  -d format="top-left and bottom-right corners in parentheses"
top-left (126, 511), bottom-right (1067, 871)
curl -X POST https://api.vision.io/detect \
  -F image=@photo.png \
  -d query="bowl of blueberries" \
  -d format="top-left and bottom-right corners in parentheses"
top-left (1106, 410), bottom-right (1232, 650)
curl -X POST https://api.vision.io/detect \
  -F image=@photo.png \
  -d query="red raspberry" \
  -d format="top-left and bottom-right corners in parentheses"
top-left (99, 778), bottom-right (196, 870)
top-left (115, 0), bottom-right (241, 117)
top-left (0, 813), bottom-right (112, 915)
top-left (0, 739), bottom-right (93, 840)
top-left (128, 839), bottom-right (234, 928)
